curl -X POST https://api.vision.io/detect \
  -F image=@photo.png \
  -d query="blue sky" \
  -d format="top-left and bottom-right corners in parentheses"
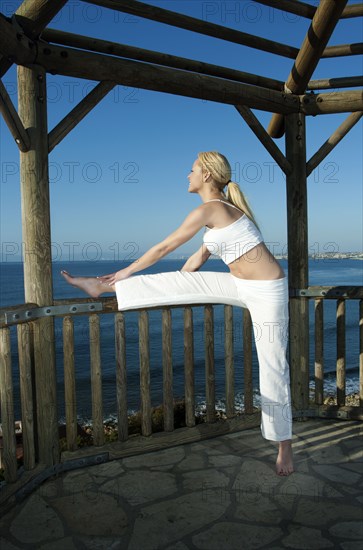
top-left (0, 0), bottom-right (362, 263)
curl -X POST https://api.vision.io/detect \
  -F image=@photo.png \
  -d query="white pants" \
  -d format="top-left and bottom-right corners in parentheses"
top-left (115, 271), bottom-right (292, 441)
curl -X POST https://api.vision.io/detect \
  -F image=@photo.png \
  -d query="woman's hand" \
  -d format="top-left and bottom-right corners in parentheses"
top-left (97, 268), bottom-right (130, 287)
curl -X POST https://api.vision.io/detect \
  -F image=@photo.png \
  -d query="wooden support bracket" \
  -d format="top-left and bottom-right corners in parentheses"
top-left (0, 78), bottom-right (30, 151)
top-left (307, 111), bottom-right (363, 176)
top-left (235, 105), bottom-right (292, 174)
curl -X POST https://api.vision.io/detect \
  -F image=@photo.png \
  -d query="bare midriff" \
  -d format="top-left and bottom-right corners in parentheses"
top-left (228, 242), bottom-right (285, 280)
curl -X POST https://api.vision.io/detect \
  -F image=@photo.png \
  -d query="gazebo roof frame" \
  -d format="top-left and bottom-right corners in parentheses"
top-left (0, 0), bottom-right (362, 156)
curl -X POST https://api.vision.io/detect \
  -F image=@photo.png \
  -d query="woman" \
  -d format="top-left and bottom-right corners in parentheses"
top-left (62, 151), bottom-right (293, 476)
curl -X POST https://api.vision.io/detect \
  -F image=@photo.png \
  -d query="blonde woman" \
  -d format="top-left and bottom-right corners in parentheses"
top-left (62, 151), bottom-right (293, 476)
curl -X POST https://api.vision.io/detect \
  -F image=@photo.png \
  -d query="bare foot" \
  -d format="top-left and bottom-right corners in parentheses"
top-left (276, 439), bottom-right (294, 476)
top-left (61, 270), bottom-right (113, 298)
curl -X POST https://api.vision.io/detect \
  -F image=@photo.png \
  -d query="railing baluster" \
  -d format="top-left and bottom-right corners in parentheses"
top-left (314, 298), bottom-right (324, 405)
top-left (17, 323), bottom-right (35, 470)
top-left (243, 309), bottom-right (253, 415)
top-left (184, 306), bottom-right (195, 427)
top-left (139, 310), bottom-right (152, 436)
top-left (0, 327), bottom-right (17, 482)
top-left (63, 316), bottom-right (77, 451)
top-left (336, 299), bottom-right (346, 406)
top-left (162, 308), bottom-right (174, 432)
top-left (359, 299), bottom-right (363, 408)
top-left (204, 305), bottom-right (215, 423)
top-left (225, 305), bottom-right (235, 418)
top-left (115, 312), bottom-right (128, 442)
top-left (89, 315), bottom-right (104, 446)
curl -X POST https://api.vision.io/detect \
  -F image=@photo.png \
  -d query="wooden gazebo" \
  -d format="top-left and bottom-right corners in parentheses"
top-left (0, 0), bottom-right (362, 502)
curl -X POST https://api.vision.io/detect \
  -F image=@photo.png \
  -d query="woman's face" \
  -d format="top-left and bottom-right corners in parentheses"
top-left (187, 159), bottom-right (204, 194)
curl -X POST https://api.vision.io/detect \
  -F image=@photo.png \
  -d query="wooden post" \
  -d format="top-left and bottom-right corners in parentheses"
top-left (63, 316), bottom-right (77, 451)
top-left (139, 311), bottom-right (152, 436)
top-left (17, 64), bottom-right (59, 465)
top-left (0, 328), bottom-right (17, 482)
top-left (184, 307), bottom-right (195, 427)
top-left (204, 305), bottom-right (215, 423)
top-left (285, 112), bottom-right (309, 416)
top-left (115, 312), bottom-right (128, 441)
top-left (17, 323), bottom-right (36, 469)
top-left (224, 305), bottom-right (235, 418)
top-left (314, 299), bottom-right (324, 406)
top-left (89, 315), bottom-right (104, 446)
top-left (162, 308), bottom-right (174, 432)
top-left (336, 299), bottom-right (346, 406)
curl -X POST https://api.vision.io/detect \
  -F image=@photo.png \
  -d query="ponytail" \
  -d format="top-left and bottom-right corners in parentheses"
top-left (225, 181), bottom-right (260, 229)
top-left (197, 151), bottom-right (260, 229)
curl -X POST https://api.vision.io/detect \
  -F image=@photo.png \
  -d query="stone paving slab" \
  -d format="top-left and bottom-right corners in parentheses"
top-left (0, 419), bottom-right (362, 549)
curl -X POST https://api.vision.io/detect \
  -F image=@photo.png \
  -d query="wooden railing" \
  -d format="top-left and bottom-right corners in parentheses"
top-left (0, 285), bottom-right (362, 494)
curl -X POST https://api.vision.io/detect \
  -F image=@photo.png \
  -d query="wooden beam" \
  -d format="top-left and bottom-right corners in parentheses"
top-left (308, 76), bottom-right (363, 91)
top-left (268, 0), bottom-right (348, 138)
top-left (253, 0), bottom-right (315, 19)
top-left (18, 65), bottom-right (59, 466)
top-left (0, 78), bottom-right (30, 151)
top-left (285, 112), bottom-right (309, 414)
top-left (254, 0), bottom-right (363, 19)
top-left (83, 0), bottom-right (299, 59)
top-left (235, 105), bottom-right (292, 175)
top-left (42, 27), bottom-right (284, 92)
top-left (322, 43), bottom-right (363, 58)
top-left (82, 1), bottom-right (360, 59)
top-left (0, 17), bottom-right (297, 114)
top-left (306, 111), bottom-right (363, 176)
top-left (31, 43), bottom-right (299, 115)
top-left (300, 90), bottom-right (363, 115)
top-left (0, 0), bottom-right (67, 77)
top-left (0, 13), bottom-right (36, 65)
top-left (48, 81), bottom-right (116, 152)
top-left (340, 4), bottom-right (363, 18)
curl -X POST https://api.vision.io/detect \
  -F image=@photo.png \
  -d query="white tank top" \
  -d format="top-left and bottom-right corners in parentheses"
top-left (202, 200), bottom-right (263, 265)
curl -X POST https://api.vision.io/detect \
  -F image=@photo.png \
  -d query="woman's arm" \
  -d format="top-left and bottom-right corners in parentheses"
top-left (181, 244), bottom-right (211, 272)
top-left (99, 206), bottom-right (207, 285)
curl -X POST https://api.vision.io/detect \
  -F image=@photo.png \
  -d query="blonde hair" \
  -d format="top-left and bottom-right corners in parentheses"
top-left (197, 151), bottom-right (259, 228)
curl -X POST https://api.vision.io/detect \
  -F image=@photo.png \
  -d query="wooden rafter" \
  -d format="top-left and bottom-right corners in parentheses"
top-left (42, 28), bottom-right (363, 96)
top-left (322, 43), bottom-right (363, 58)
top-left (308, 76), bottom-right (363, 91)
top-left (306, 111), bottom-right (363, 176)
top-left (254, 0), bottom-right (363, 19)
top-left (82, 0), bottom-right (361, 60)
top-left (83, 0), bottom-right (300, 59)
top-left (0, 0), bottom-right (67, 77)
top-left (34, 46), bottom-right (296, 114)
top-left (0, 17), bottom-right (298, 115)
top-left (268, 0), bottom-right (349, 138)
top-left (42, 27), bottom-right (284, 92)
top-left (0, 79), bottom-right (30, 151)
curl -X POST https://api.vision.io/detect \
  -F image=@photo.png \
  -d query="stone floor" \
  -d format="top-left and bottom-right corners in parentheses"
top-left (0, 419), bottom-right (362, 549)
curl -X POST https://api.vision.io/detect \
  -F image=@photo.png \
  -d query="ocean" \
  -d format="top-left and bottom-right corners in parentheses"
top-left (1, 258), bottom-right (362, 421)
